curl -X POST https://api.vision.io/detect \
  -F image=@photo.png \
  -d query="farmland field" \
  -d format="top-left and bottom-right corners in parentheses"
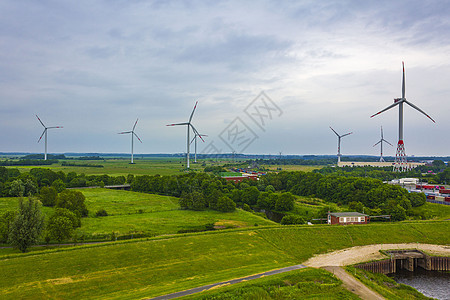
top-left (0, 221), bottom-right (448, 299)
top-left (9, 157), bottom-right (191, 176)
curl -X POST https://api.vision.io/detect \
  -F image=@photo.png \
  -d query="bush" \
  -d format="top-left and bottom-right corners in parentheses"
top-left (280, 215), bottom-right (305, 225)
top-left (95, 209), bottom-right (108, 217)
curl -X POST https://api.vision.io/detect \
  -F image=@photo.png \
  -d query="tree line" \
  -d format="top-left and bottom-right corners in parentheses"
top-left (0, 166), bottom-right (129, 197)
top-left (0, 189), bottom-right (88, 252)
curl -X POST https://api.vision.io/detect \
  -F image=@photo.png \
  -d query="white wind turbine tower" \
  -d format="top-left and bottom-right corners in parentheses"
top-left (118, 118), bottom-right (142, 164)
top-left (371, 62), bottom-right (435, 172)
top-left (190, 132), bottom-right (207, 163)
top-left (36, 115), bottom-right (62, 160)
top-left (330, 126), bottom-right (353, 164)
top-left (167, 101), bottom-right (204, 169)
top-left (373, 126), bottom-right (393, 162)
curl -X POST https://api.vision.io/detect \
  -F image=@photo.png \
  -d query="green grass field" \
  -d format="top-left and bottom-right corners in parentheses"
top-left (10, 157), bottom-right (193, 176)
top-left (182, 267), bottom-right (359, 299)
top-left (0, 188), bottom-right (276, 241)
top-left (410, 202), bottom-right (450, 220)
top-left (0, 221), bottom-right (448, 299)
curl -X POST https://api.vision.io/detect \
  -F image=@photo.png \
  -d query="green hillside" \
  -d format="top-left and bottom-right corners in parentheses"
top-left (0, 221), bottom-right (448, 299)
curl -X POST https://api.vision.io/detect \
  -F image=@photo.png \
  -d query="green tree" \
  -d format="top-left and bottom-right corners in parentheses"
top-left (51, 179), bottom-right (66, 193)
top-left (0, 211), bottom-right (16, 243)
top-left (8, 197), bottom-right (45, 252)
top-left (409, 192), bottom-right (426, 207)
top-left (191, 191), bottom-right (207, 211)
top-left (9, 179), bottom-right (25, 197)
top-left (216, 196), bottom-right (236, 212)
top-left (242, 186), bottom-right (260, 205)
top-left (56, 190), bottom-right (88, 217)
top-left (275, 192), bottom-right (295, 211)
top-left (39, 186), bottom-right (58, 207)
top-left (47, 216), bottom-right (74, 244)
top-left (265, 185), bottom-right (275, 193)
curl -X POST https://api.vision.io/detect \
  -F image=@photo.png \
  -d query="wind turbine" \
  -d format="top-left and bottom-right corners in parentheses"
top-left (373, 126), bottom-right (393, 162)
top-left (190, 132), bottom-right (207, 163)
top-left (330, 127), bottom-right (352, 164)
top-left (371, 62), bottom-right (435, 172)
top-left (36, 115), bottom-right (62, 160)
top-left (118, 118), bottom-right (142, 164)
top-left (167, 101), bottom-right (204, 169)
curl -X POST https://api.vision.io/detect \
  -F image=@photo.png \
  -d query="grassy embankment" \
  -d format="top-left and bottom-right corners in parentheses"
top-left (0, 221), bottom-right (448, 299)
top-left (345, 266), bottom-right (433, 300)
top-left (183, 267), bottom-right (360, 299)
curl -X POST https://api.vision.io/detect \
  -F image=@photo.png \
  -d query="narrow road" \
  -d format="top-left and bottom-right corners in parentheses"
top-left (149, 264), bottom-right (307, 300)
top-left (322, 266), bottom-right (385, 300)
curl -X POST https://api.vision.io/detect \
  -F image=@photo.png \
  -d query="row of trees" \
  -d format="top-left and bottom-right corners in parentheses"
top-left (131, 172), bottom-right (296, 213)
top-left (316, 160), bottom-right (449, 184)
top-left (0, 166), bottom-right (131, 197)
top-left (0, 190), bottom-right (88, 252)
top-left (131, 170), bottom-right (426, 221)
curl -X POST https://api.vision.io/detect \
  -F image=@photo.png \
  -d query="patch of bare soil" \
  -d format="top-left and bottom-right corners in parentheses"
top-left (304, 243), bottom-right (450, 268)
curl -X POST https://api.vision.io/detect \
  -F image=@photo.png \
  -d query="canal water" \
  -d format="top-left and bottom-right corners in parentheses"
top-left (389, 268), bottom-right (450, 300)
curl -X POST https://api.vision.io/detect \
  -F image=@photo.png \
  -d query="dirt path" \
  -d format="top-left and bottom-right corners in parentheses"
top-left (323, 266), bottom-right (384, 300)
top-left (304, 243), bottom-right (450, 268)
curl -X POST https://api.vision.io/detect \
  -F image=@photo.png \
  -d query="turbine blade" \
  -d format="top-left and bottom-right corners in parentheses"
top-left (38, 129), bottom-right (46, 143)
top-left (47, 126), bottom-right (62, 129)
top-left (190, 124), bottom-right (205, 142)
top-left (118, 131), bottom-right (132, 134)
top-left (402, 61), bottom-right (405, 99)
top-left (190, 136), bottom-right (196, 145)
top-left (341, 132), bottom-right (352, 138)
top-left (133, 132), bottom-right (143, 143)
top-left (373, 140), bottom-right (381, 147)
top-left (167, 122), bottom-right (189, 126)
top-left (188, 101), bottom-right (198, 123)
top-left (381, 126), bottom-right (383, 139)
top-left (199, 134), bottom-right (208, 137)
top-left (382, 139), bottom-right (393, 146)
top-left (370, 101), bottom-right (400, 118)
top-left (404, 100), bottom-right (435, 123)
top-left (133, 118), bottom-right (139, 131)
top-left (329, 126), bottom-right (339, 136)
top-left (36, 115), bottom-right (45, 127)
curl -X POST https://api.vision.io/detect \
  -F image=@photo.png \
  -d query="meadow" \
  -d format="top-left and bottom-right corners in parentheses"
top-left (0, 221), bottom-right (448, 299)
top-left (0, 188), bottom-right (276, 241)
top-left (10, 157), bottom-right (195, 176)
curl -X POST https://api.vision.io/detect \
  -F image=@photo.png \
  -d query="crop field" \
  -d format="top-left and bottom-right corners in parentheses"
top-left (260, 165), bottom-right (323, 172)
top-left (10, 157), bottom-right (193, 176)
top-left (0, 221), bottom-right (448, 299)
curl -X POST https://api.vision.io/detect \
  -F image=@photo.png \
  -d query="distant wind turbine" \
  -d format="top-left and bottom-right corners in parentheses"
top-left (330, 126), bottom-right (353, 164)
top-left (371, 62), bottom-right (435, 172)
top-left (167, 101), bottom-right (204, 169)
top-left (118, 118), bottom-right (142, 164)
top-left (373, 126), bottom-right (393, 162)
top-left (190, 132), bottom-right (207, 163)
top-left (36, 115), bottom-right (62, 160)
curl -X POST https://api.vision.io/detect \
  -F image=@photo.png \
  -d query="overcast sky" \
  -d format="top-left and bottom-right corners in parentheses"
top-left (1, 0), bottom-right (449, 157)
